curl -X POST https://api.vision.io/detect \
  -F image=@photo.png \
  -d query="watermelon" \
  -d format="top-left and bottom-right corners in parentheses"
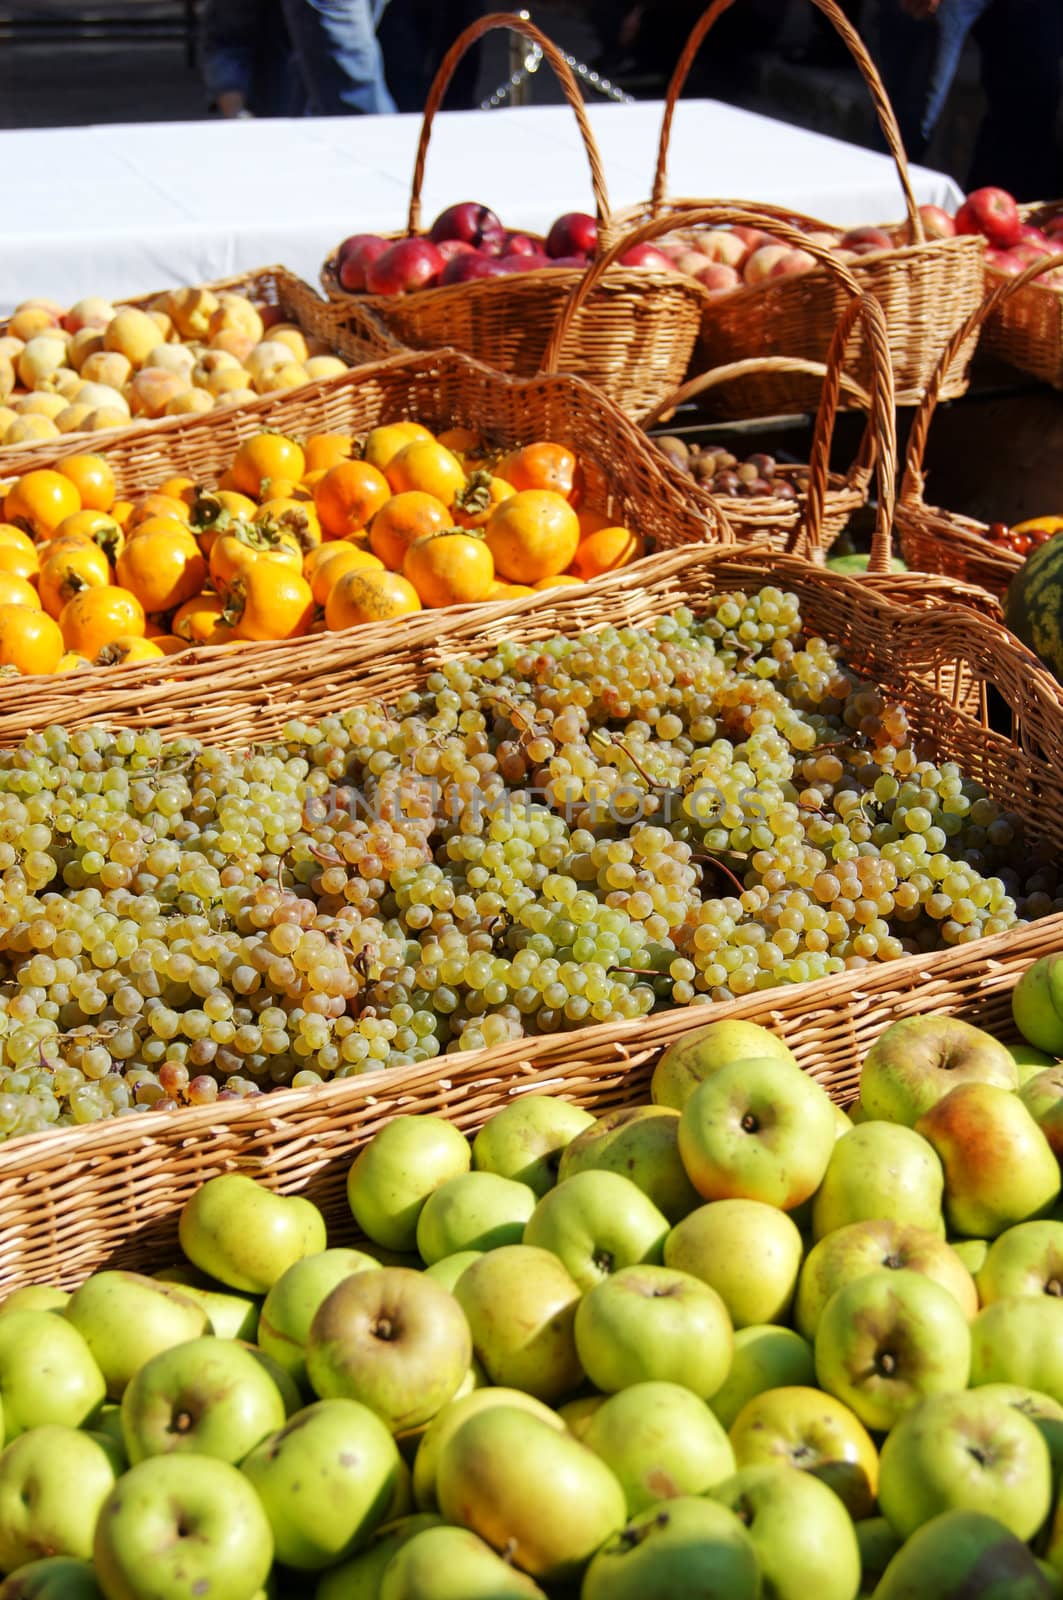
top-left (1004, 531), bottom-right (1063, 680)
top-left (825, 553), bottom-right (907, 574)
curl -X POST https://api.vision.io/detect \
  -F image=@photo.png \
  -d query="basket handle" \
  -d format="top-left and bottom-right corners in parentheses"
top-left (901, 249), bottom-right (1063, 505)
top-left (651, 0), bottom-right (923, 244)
top-left (542, 203), bottom-right (896, 566)
top-left (641, 359), bottom-right (872, 426)
top-left (406, 12), bottom-right (613, 248)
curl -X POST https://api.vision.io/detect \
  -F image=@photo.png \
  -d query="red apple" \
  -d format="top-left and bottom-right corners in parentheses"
top-left (769, 248), bottom-right (817, 279)
top-left (955, 188), bottom-right (1021, 249)
top-left (545, 255), bottom-right (591, 270)
top-left (675, 249), bottom-right (711, 277)
top-left (366, 237), bottom-right (445, 295)
top-left (434, 239), bottom-right (477, 264)
top-left (338, 236), bottom-right (390, 292)
top-left (439, 253), bottom-right (510, 286)
top-left (1044, 216), bottom-right (1063, 239)
top-left (695, 263), bottom-right (741, 296)
top-left (503, 233), bottom-right (538, 257)
top-left (985, 249), bottom-right (1026, 276)
top-left (496, 253), bottom-right (553, 273)
top-left (429, 203), bottom-right (506, 253)
top-left (1018, 224), bottom-right (1050, 246)
top-left (918, 205), bottom-right (957, 240)
top-left (546, 212), bottom-right (598, 260)
top-left (840, 226), bottom-right (895, 254)
top-left (696, 230), bottom-right (748, 268)
top-left (731, 226), bottom-right (774, 253)
top-left (804, 230), bottom-right (843, 250)
top-left (1011, 241), bottom-right (1053, 264)
top-left (743, 245), bottom-right (793, 286)
top-left (619, 244), bottom-right (676, 272)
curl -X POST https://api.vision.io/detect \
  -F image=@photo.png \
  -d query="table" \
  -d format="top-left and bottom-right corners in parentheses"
top-left (0, 98), bottom-right (963, 313)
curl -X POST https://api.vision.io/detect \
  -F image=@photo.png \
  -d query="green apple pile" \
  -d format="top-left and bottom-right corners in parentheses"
top-left (5, 967), bottom-right (1063, 1598)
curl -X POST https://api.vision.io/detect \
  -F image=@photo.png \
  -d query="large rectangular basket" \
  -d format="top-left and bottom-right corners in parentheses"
top-left (0, 542), bottom-right (1060, 1287)
top-left (981, 201), bottom-right (1063, 387)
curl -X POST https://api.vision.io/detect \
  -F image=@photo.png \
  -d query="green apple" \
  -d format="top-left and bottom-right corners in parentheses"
top-left (574, 1263), bottom-right (733, 1397)
top-left (664, 1198), bottom-right (803, 1327)
top-left (832, 1102), bottom-right (853, 1139)
top-left (154, 1265), bottom-right (260, 1341)
top-left (558, 1104), bottom-right (699, 1224)
top-left (875, 1508), bottom-right (1055, 1598)
top-left (240, 1342), bottom-right (301, 1417)
top-left (878, 1388), bottom-right (1051, 1543)
top-left (472, 1098), bottom-right (594, 1197)
top-left (241, 1397), bottom-right (403, 1569)
top-left (856, 1517), bottom-right (902, 1594)
top-left (969, 1296), bottom-right (1063, 1401)
top-left (179, 1174), bottom-right (327, 1293)
top-left (651, 1019), bottom-right (796, 1110)
top-left (306, 1267), bottom-right (471, 1433)
top-left (810, 1121), bottom-right (945, 1240)
top-left (452, 1244), bottom-right (582, 1403)
top-left (977, 1220), bottom-right (1063, 1302)
top-left (581, 1380), bottom-right (734, 1512)
top-left (847, 1099), bottom-right (871, 1124)
top-left (412, 1387), bottom-right (564, 1513)
top-left (347, 1116), bottom-right (472, 1253)
top-left (121, 1335), bottom-right (287, 1465)
top-left (951, 1238), bottom-right (989, 1276)
top-left (0, 1310), bottom-right (104, 1436)
top-left (826, 553), bottom-right (907, 573)
top-left (1012, 1045), bottom-right (1058, 1084)
top-left (0, 1558), bottom-right (102, 1599)
top-left (415, 1172), bottom-right (535, 1264)
top-left (1013, 954), bottom-right (1063, 1055)
top-left (710, 1462), bottom-right (861, 1600)
top-left (92, 1403), bottom-right (125, 1452)
top-left (258, 1248), bottom-right (380, 1391)
top-left (379, 1524), bottom-right (546, 1599)
top-left (0, 1287), bottom-right (68, 1318)
top-left (0, 1425), bottom-right (120, 1570)
top-left (709, 1325), bottom-right (816, 1431)
top-left (917, 1083), bottom-right (1060, 1238)
top-left (727, 1384), bottom-right (879, 1519)
top-left (558, 1393), bottom-right (605, 1438)
top-left (814, 1268), bottom-right (971, 1432)
top-left (1020, 1068), bottom-right (1063, 1159)
top-left (860, 1016), bottom-right (1017, 1125)
top-left (582, 1494), bottom-right (760, 1600)
top-left (976, 1383), bottom-right (1063, 1487)
top-left (796, 1219), bottom-right (977, 1341)
top-left (93, 1453), bottom-right (273, 1600)
top-left (64, 1272), bottom-right (209, 1400)
top-left (314, 1514), bottom-right (444, 1600)
top-left (422, 1251), bottom-right (481, 1292)
top-left (522, 1170), bottom-right (669, 1291)
top-left (436, 1405), bottom-right (626, 1585)
top-left (678, 1055), bottom-right (836, 1210)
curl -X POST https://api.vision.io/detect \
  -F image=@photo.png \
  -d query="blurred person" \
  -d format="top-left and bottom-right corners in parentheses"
top-left (201, 0), bottom-right (302, 117)
top-left (597, 0), bottom-right (781, 98)
top-left (280, 0), bottom-right (396, 115)
top-left (878, 0), bottom-right (1061, 200)
top-left (377, 0), bottom-right (486, 114)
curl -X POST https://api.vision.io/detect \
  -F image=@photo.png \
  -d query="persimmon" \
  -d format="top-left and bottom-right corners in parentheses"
top-left (577, 507), bottom-right (614, 539)
top-left (534, 574), bottom-right (583, 589)
top-left (324, 568), bottom-right (421, 630)
top-left (171, 594), bottom-right (238, 647)
top-left (0, 606), bottom-right (63, 674)
top-left (55, 651), bottom-right (88, 673)
top-left (117, 530), bottom-right (207, 612)
top-left (255, 499), bottom-right (322, 552)
top-left (437, 426), bottom-right (488, 462)
top-left (38, 545), bottom-right (110, 617)
top-left (363, 421), bottom-right (432, 472)
top-left (56, 454), bottom-right (116, 513)
top-left (158, 475), bottom-right (198, 507)
top-left (368, 492), bottom-right (452, 570)
top-left (497, 442), bottom-right (581, 500)
top-left (486, 580), bottom-right (535, 599)
top-left (485, 490), bottom-right (580, 583)
top-left (94, 636), bottom-right (166, 667)
top-left (59, 586), bottom-right (145, 657)
top-left (0, 572), bottom-right (41, 611)
top-left (4, 470), bottom-right (81, 540)
top-left (384, 439), bottom-right (466, 506)
top-left (231, 432), bottom-right (306, 499)
top-left (0, 525), bottom-right (36, 559)
top-left (570, 526), bottom-right (646, 580)
top-left (51, 510), bottom-right (125, 563)
top-left (314, 460), bottom-right (391, 539)
top-left (308, 544), bottom-right (384, 607)
top-left (224, 564), bottom-right (314, 642)
top-left (150, 635), bottom-right (192, 656)
top-left (110, 499), bottom-right (134, 529)
top-left (453, 473), bottom-right (515, 531)
top-left (0, 537), bottom-right (37, 583)
top-left (209, 524), bottom-right (301, 591)
top-left (404, 532), bottom-right (494, 608)
top-left (125, 493), bottom-right (192, 532)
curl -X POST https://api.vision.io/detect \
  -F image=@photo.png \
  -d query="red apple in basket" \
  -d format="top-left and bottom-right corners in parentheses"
top-left (434, 239), bottom-right (477, 268)
top-left (429, 202), bottom-right (506, 253)
top-left (743, 245), bottom-right (794, 286)
top-left (367, 237), bottom-right (445, 294)
top-left (955, 187), bottom-right (1021, 248)
top-left (497, 253), bottom-right (553, 274)
top-left (337, 234), bottom-right (389, 291)
top-left (440, 253), bottom-right (510, 286)
top-left (696, 230), bottom-right (749, 268)
top-left (1019, 223), bottom-right (1050, 247)
top-left (546, 212), bottom-right (598, 259)
top-left (696, 263), bottom-right (741, 296)
top-left (769, 249), bottom-right (816, 280)
top-left (620, 244), bottom-right (677, 271)
top-left (986, 249), bottom-right (1027, 275)
top-left (731, 225), bottom-right (774, 253)
top-left (918, 205), bottom-right (957, 239)
top-left (546, 255), bottom-right (592, 270)
top-left (504, 233), bottom-right (538, 257)
top-left (841, 226), bottom-right (895, 255)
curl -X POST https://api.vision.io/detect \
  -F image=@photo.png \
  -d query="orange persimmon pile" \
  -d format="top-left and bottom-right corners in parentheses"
top-left (0, 426), bottom-right (646, 676)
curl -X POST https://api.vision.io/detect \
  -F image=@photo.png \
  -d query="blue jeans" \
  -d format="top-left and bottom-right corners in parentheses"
top-left (281, 0), bottom-right (396, 115)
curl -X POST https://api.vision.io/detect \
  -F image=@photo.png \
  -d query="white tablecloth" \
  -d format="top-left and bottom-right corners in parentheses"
top-left (0, 99), bottom-right (963, 313)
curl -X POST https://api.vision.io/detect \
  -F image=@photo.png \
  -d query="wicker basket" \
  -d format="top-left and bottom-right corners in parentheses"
top-left (317, 12), bottom-right (708, 417)
top-left (0, 541), bottom-right (1059, 1287)
top-left (981, 200), bottom-right (1063, 387)
top-left (0, 266), bottom-right (400, 475)
top-left (897, 249), bottom-right (1063, 599)
top-left (634, 0), bottom-right (984, 416)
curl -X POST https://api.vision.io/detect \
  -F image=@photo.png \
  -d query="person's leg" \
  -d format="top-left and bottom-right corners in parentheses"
top-left (878, 0), bottom-right (985, 162)
top-left (970, 0), bottom-right (1061, 199)
top-left (280, 0), bottom-right (396, 115)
